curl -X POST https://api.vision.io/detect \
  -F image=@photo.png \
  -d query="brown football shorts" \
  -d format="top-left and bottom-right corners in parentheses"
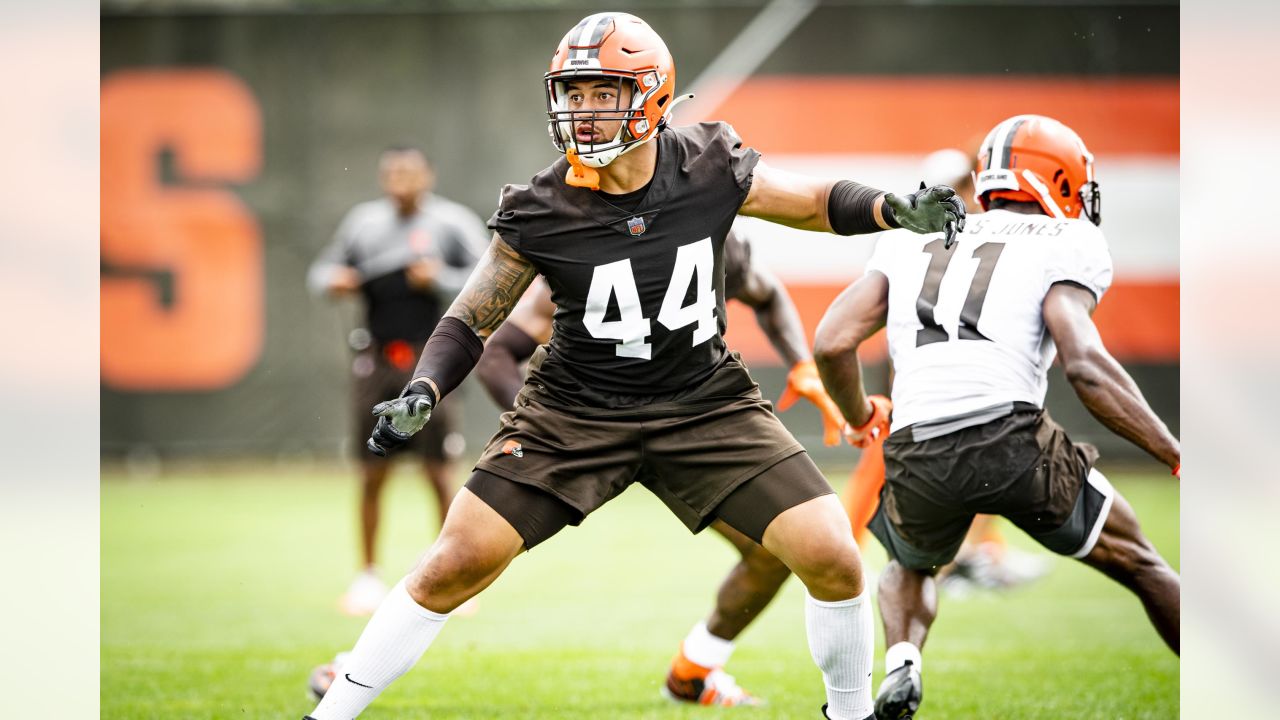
top-left (470, 353), bottom-right (831, 547)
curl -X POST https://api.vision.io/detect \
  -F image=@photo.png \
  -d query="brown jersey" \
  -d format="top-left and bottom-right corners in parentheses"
top-left (488, 122), bottom-right (761, 407)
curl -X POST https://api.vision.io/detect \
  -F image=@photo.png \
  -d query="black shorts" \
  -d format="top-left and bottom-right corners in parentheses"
top-left (869, 404), bottom-right (1112, 570)
top-left (468, 353), bottom-right (832, 548)
top-left (352, 347), bottom-right (459, 462)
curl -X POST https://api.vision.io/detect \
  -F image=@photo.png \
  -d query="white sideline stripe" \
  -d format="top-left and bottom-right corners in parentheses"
top-left (1071, 468), bottom-right (1117, 559)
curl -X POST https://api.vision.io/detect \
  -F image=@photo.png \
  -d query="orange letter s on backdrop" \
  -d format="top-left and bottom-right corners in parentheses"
top-left (102, 69), bottom-right (263, 391)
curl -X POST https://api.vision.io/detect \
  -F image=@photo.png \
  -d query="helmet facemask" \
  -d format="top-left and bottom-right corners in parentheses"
top-left (545, 70), bottom-right (666, 169)
top-left (1080, 180), bottom-right (1101, 226)
top-left (1078, 147), bottom-right (1101, 226)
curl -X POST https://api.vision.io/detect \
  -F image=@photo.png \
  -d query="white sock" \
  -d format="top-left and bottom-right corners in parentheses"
top-left (805, 590), bottom-right (874, 720)
top-left (310, 578), bottom-right (450, 720)
top-left (681, 621), bottom-right (736, 669)
top-left (885, 641), bottom-right (922, 675)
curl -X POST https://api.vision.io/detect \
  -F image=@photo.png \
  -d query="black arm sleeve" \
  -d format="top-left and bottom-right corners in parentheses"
top-left (474, 322), bottom-right (540, 410)
top-left (827, 180), bottom-right (900, 235)
top-left (411, 316), bottom-right (486, 404)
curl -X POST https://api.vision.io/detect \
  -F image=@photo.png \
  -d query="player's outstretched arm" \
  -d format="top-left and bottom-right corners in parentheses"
top-left (738, 161), bottom-right (841, 232)
top-left (367, 234), bottom-right (537, 456)
top-left (813, 271), bottom-right (891, 444)
top-left (739, 162), bottom-right (965, 245)
top-left (1043, 282), bottom-right (1181, 472)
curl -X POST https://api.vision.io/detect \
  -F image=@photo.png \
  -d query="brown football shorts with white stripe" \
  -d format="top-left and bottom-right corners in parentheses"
top-left (869, 404), bottom-right (1112, 570)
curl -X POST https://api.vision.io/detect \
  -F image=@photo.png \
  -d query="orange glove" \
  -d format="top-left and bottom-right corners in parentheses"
top-left (777, 360), bottom-right (846, 447)
top-left (1172, 463), bottom-right (1180, 479)
top-left (843, 395), bottom-right (892, 448)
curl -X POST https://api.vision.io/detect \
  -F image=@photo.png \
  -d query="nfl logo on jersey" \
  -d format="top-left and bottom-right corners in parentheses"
top-left (627, 216), bottom-right (646, 236)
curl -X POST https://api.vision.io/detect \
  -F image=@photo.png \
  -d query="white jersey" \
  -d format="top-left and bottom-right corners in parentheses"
top-left (865, 209), bottom-right (1113, 433)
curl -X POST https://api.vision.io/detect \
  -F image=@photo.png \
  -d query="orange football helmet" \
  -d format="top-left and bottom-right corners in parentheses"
top-left (973, 115), bottom-right (1100, 225)
top-left (545, 13), bottom-right (679, 170)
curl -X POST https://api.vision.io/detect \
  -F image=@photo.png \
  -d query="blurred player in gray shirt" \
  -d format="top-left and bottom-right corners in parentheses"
top-left (308, 145), bottom-right (488, 616)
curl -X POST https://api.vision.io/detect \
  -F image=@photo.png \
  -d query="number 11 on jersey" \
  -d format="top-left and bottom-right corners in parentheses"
top-left (915, 239), bottom-right (1006, 347)
top-left (583, 238), bottom-right (717, 359)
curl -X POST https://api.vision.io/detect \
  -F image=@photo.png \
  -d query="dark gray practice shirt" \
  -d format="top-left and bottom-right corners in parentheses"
top-left (308, 193), bottom-right (489, 344)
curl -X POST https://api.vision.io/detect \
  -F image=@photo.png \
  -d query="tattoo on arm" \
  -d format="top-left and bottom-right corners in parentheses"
top-left (445, 235), bottom-right (538, 338)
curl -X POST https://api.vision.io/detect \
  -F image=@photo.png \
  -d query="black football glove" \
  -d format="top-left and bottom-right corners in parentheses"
top-left (885, 182), bottom-right (967, 248)
top-left (366, 381), bottom-right (435, 457)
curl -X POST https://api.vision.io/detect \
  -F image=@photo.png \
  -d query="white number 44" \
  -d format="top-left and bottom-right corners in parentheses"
top-left (582, 238), bottom-right (716, 360)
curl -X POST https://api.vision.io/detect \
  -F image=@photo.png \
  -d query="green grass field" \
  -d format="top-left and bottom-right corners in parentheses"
top-left (102, 464), bottom-right (1178, 719)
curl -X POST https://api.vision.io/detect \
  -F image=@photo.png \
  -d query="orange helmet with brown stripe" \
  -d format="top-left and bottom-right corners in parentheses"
top-left (545, 13), bottom-right (679, 170)
top-left (974, 115), bottom-right (1101, 225)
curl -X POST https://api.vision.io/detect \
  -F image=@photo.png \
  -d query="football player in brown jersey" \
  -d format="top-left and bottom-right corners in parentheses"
top-left (470, 225), bottom-right (845, 707)
top-left (308, 12), bottom-right (963, 720)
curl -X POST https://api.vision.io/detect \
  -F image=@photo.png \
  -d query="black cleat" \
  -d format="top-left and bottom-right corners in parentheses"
top-left (820, 703), bottom-right (877, 720)
top-left (875, 660), bottom-right (923, 719)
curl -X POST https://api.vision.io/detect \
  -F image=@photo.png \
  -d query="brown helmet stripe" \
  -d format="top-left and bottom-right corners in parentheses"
top-left (989, 116), bottom-right (1028, 170)
top-left (570, 13), bottom-right (616, 60)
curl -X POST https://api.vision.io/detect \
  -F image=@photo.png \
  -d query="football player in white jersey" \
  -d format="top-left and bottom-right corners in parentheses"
top-left (812, 115), bottom-right (1180, 719)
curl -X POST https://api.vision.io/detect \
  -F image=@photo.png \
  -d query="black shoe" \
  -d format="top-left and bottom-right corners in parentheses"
top-left (874, 660), bottom-right (923, 719)
top-left (820, 703), bottom-right (877, 720)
